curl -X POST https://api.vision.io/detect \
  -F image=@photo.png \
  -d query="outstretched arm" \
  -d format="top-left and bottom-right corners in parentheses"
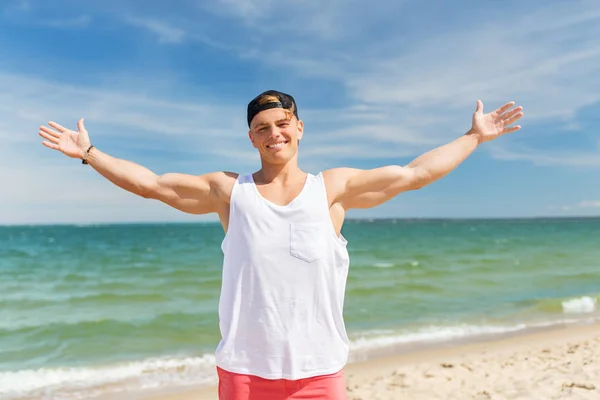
top-left (327, 100), bottom-right (523, 210)
top-left (39, 119), bottom-right (235, 214)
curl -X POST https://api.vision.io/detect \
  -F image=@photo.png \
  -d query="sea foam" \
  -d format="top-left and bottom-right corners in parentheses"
top-left (0, 354), bottom-right (216, 400)
top-left (348, 314), bottom-right (600, 357)
top-left (562, 296), bottom-right (597, 314)
top-left (349, 323), bottom-right (527, 352)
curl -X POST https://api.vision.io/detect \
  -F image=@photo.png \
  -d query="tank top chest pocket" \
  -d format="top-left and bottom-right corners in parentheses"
top-left (290, 222), bottom-right (327, 263)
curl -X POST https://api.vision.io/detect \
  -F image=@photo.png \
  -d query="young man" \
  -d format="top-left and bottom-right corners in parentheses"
top-left (39, 90), bottom-right (523, 399)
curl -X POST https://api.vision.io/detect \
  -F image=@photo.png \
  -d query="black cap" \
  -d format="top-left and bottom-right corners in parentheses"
top-left (247, 90), bottom-right (299, 127)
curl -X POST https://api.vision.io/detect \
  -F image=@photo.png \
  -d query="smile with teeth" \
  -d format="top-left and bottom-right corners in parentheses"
top-left (267, 140), bottom-right (289, 149)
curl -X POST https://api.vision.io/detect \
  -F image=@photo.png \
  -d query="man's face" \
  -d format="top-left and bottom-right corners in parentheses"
top-left (248, 108), bottom-right (304, 164)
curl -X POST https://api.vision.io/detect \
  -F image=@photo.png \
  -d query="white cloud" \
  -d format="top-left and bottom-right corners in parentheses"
top-left (579, 201), bottom-right (600, 208)
top-left (207, 0), bottom-right (412, 43)
top-left (211, 0), bottom-right (274, 21)
top-left (338, 8), bottom-right (599, 123)
top-left (548, 200), bottom-right (600, 214)
top-left (0, 72), bottom-right (243, 139)
top-left (119, 13), bottom-right (235, 50)
top-left (487, 144), bottom-right (600, 168)
top-left (124, 17), bottom-right (185, 44)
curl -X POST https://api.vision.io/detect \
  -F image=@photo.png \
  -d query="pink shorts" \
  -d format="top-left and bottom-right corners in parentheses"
top-left (216, 367), bottom-right (347, 400)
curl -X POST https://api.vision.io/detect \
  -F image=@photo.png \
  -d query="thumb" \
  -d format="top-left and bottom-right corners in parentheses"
top-left (77, 118), bottom-right (86, 133)
top-left (475, 100), bottom-right (484, 114)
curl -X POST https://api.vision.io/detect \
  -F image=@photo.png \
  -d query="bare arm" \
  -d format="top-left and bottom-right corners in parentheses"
top-left (39, 119), bottom-right (235, 215)
top-left (328, 100), bottom-right (524, 210)
top-left (85, 148), bottom-right (233, 214)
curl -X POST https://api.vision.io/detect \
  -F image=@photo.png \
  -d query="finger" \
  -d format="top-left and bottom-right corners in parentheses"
top-left (39, 131), bottom-right (59, 144)
top-left (504, 112), bottom-right (524, 126)
top-left (77, 118), bottom-right (86, 133)
top-left (493, 101), bottom-right (516, 117)
top-left (476, 100), bottom-right (484, 114)
top-left (502, 125), bottom-right (521, 134)
top-left (42, 140), bottom-right (60, 150)
top-left (499, 106), bottom-right (523, 120)
top-left (40, 125), bottom-right (61, 138)
top-left (48, 121), bottom-right (68, 133)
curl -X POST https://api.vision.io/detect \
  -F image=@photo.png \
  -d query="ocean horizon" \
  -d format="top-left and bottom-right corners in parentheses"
top-left (3, 215), bottom-right (600, 227)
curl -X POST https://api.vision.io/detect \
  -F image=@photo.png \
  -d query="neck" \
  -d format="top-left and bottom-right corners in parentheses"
top-left (256, 157), bottom-right (304, 184)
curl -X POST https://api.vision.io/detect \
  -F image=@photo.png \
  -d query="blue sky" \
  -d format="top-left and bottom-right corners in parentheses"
top-left (1, 0), bottom-right (600, 224)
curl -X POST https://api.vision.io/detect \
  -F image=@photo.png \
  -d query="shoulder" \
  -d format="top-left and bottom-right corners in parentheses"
top-left (208, 171), bottom-right (239, 204)
top-left (323, 168), bottom-right (361, 186)
top-left (208, 171), bottom-right (239, 183)
top-left (322, 168), bottom-right (362, 202)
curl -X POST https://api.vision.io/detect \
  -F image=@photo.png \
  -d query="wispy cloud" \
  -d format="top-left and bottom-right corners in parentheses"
top-left (124, 17), bottom-right (185, 44)
top-left (210, 0), bottom-right (274, 21)
top-left (487, 144), bottom-right (600, 168)
top-left (549, 200), bottom-right (600, 212)
top-left (207, 0), bottom-right (412, 43)
top-left (580, 201), bottom-right (600, 208)
top-left (0, 72), bottom-right (242, 139)
top-left (132, 0), bottom-right (600, 150)
top-left (221, 0), bottom-right (600, 166)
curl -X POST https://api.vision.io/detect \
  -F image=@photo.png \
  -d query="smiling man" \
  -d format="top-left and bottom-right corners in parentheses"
top-left (38, 89), bottom-right (523, 400)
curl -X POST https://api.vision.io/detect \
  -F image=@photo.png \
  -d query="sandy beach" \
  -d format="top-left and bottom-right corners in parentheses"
top-left (142, 322), bottom-right (600, 400)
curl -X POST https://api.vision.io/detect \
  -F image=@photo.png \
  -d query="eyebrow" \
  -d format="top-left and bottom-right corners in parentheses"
top-left (254, 118), bottom-right (291, 129)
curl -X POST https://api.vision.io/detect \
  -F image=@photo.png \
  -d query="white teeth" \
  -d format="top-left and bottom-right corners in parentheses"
top-left (267, 141), bottom-right (287, 149)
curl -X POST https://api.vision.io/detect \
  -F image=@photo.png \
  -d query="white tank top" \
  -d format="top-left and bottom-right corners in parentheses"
top-left (215, 172), bottom-right (350, 380)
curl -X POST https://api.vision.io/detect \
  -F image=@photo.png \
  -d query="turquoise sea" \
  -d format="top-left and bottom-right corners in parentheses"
top-left (1, 218), bottom-right (599, 399)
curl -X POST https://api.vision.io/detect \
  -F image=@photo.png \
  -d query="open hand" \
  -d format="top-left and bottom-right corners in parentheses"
top-left (470, 101), bottom-right (523, 144)
top-left (39, 119), bottom-right (91, 159)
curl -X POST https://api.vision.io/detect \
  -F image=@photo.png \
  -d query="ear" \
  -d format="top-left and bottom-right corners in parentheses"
top-left (296, 120), bottom-right (304, 141)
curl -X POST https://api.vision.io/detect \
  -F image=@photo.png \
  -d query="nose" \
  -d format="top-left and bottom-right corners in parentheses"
top-left (268, 129), bottom-right (284, 139)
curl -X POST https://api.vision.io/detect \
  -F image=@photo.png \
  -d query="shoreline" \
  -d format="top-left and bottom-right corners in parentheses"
top-left (132, 320), bottom-right (600, 400)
